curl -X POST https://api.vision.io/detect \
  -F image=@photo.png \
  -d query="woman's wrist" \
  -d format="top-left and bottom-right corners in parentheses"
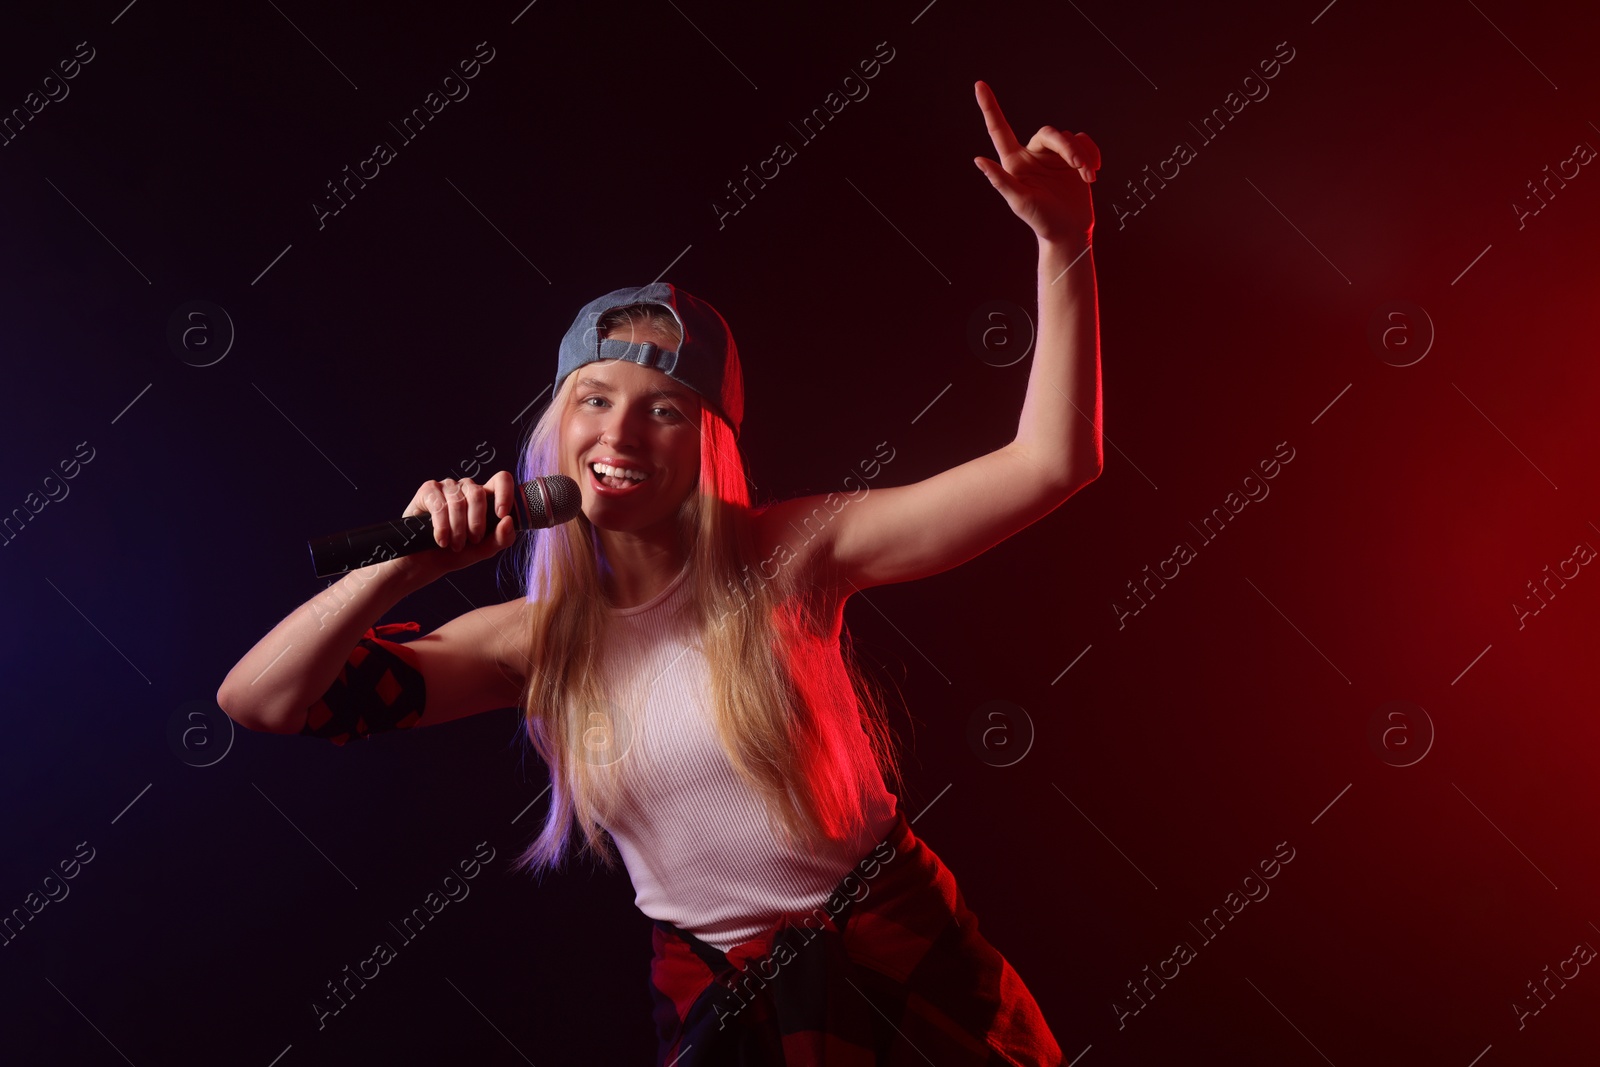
top-left (366, 553), bottom-right (442, 597)
top-left (1039, 232), bottom-right (1092, 259)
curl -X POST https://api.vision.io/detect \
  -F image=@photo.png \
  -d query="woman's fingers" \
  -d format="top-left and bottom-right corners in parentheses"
top-left (405, 478), bottom-right (475, 551)
top-left (439, 479), bottom-right (465, 550)
top-left (429, 470), bottom-right (522, 546)
top-left (1076, 131), bottom-right (1103, 172)
top-left (1030, 127), bottom-right (1100, 182)
top-left (485, 470), bottom-right (518, 549)
top-left (492, 509), bottom-right (516, 548)
top-left (487, 469), bottom-right (517, 521)
top-left (448, 473), bottom-right (520, 553)
top-left (401, 482), bottom-right (448, 549)
top-left (974, 79), bottom-right (1023, 160)
top-left (460, 476), bottom-right (490, 549)
top-left (976, 77), bottom-right (1100, 185)
top-left (1040, 127), bottom-right (1101, 176)
top-left (391, 472), bottom-right (516, 582)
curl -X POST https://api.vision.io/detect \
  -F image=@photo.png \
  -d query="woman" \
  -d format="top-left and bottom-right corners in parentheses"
top-left (218, 80), bottom-right (1101, 1065)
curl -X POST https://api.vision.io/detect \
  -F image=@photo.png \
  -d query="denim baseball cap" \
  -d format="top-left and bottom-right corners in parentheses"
top-left (555, 282), bottom-right (744, 438)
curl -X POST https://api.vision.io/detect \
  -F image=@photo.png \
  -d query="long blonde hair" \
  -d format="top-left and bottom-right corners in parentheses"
top-left (506, 305), bottom-right (902, 878)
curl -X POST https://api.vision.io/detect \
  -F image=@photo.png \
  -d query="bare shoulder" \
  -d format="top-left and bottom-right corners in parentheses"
top-left (465, 597), bottom-right (534, 677)
top-left (751, 496), bottom-right (851, 635)
top-left (408, 597), bottom-right (532, 728)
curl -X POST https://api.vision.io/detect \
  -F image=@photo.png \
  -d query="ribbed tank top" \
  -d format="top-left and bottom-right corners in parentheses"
top-left (593, 560), bottom-right (899, 954)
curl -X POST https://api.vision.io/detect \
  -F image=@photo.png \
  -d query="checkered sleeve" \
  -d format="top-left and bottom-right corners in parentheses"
top-left (299, 621), bottom-right (427, 746)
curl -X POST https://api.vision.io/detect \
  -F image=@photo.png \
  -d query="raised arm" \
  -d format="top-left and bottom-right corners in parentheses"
top-left (765, 80), bottom-right (1103, 592)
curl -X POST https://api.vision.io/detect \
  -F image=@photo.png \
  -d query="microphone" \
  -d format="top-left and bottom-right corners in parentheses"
top-left (307, 475), bottom-right (583, 578)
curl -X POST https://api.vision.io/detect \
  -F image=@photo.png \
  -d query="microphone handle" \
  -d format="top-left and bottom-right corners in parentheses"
top-left (308, 513), bottom-right (441, 579)
top-left (307, 480), bottom-right (569, 579)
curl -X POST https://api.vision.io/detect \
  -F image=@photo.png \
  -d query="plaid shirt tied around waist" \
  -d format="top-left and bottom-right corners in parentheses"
top-left (648, 800), bottom-right (1065, 1066)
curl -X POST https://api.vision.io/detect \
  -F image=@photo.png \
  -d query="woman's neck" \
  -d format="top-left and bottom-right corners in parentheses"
top-left (596, 528), bottom-right (688, 609)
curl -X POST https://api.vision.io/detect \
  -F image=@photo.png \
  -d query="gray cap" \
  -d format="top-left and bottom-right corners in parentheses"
top-left (555, 282), bottom-right (744, 438)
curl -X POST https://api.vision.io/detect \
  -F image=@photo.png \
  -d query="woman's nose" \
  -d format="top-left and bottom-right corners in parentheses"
top-left (599, 404), bottom-right (643, 446)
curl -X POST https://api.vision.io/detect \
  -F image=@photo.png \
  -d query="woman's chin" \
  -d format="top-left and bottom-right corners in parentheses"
top-left (583, 500), bottom-right (655, 533)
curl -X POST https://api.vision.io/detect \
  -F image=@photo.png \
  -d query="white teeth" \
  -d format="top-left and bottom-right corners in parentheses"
top-left (591, 462), bottom-right (648, 481)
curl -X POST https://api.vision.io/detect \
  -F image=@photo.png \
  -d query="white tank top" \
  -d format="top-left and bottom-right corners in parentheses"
top-left (593, 560), bottom-right (899, 954)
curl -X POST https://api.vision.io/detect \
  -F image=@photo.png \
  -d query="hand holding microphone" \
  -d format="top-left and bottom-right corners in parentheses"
top-left (307, 470), bottom-right (581, 579)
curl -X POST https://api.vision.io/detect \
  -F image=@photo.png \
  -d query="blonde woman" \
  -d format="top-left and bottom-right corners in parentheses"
top-left (219, 79), bottom-right (1101, 1065)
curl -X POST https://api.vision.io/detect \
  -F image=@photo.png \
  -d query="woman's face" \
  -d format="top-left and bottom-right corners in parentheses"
top-left (561, 332), bottom-right (702, 538)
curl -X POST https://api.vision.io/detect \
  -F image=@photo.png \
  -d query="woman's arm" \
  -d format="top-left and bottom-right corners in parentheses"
top-left (766, 80), bottom-right (1103, 591)
top-left (217, 557), bottom-right (428, 733)
top-left (217, 470), bottom-right (525, 734)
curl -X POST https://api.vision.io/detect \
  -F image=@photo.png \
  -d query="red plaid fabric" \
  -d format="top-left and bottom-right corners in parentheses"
top-left (648, 800), bottom-right (1065, 1065)
top-left (299, 621), bottom-right (427, 746)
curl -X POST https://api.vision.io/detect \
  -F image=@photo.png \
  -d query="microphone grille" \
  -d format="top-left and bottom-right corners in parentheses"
top-left (522, 475), bottom-right (583, 528)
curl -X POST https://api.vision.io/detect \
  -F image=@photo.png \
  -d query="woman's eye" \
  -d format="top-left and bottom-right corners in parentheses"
top-left (579, 396), bottom-right (679, 419)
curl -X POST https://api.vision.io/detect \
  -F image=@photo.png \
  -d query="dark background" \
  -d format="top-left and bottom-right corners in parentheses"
top-left (3, 0), bottom-right (1599, 1062)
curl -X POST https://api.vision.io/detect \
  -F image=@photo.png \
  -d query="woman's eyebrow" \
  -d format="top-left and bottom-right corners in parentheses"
top-left (578, 376), bottom-right (692, 401)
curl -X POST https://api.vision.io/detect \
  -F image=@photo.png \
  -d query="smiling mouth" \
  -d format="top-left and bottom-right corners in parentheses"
top-left (589, 462), bottom-right (651, 491)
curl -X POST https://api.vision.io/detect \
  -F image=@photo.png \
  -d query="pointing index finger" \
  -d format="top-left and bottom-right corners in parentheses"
top-left (975, 79), bottom-right (1023, 158)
